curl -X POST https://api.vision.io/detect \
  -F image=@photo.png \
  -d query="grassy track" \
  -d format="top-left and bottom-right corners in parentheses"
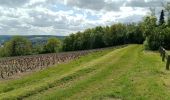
top-left (0, 45), bottom-right (170, 100)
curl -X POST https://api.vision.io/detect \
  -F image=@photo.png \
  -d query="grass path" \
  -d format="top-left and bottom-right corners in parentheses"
top-left (1, 45), bottom-right (170, 100)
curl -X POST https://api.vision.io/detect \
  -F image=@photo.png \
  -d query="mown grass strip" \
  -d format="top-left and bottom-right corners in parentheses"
top-left (26, 45), bottom-right (170, 100)
top-left (25, 45), bottom-right (140, 100)
top-left (87, 47), bottom-right (170, 100)
top-left (0, 45), bottom-right (128, 100)
top-left (18, 68), bottom-right (96, 100)
top-left (0, 49), bottom-right (110, 93)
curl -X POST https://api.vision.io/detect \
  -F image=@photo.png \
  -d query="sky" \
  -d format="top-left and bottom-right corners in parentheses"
top-left (0, 0), bottom-right (169, 36)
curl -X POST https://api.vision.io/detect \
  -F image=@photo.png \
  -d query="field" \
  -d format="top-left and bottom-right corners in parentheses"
top-left (0, 45), bottom-right (170, 100)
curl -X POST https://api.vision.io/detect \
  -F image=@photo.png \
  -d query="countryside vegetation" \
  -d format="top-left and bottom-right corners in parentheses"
top-left (0, 2), bottom-right (170, 100)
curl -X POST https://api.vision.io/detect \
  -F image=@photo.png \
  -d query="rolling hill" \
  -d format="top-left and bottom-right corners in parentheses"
top-left (0, 35), bottom-right (66, 46)
top-left (0, 45), bottom-right (169, 100)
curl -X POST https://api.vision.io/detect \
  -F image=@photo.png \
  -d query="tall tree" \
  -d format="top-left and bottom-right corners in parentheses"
top-left (4, 36), bottom-right (32, 56)
top-left (43, 37), bottom-right (61, 53)
top-left (159, 10), bottom-right (165, 25)
top-left (142, 16), bottom-right (157, 37)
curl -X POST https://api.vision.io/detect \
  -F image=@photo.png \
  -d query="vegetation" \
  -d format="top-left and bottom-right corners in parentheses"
top-left (2, 36), bottom-right (32, 57)
top-left (43, 37), bottom-right (62, 53)
top-left (159, 10), bottom-right (165, 25)
top-left (0, 45), bottom-right (169, 100)
top-left (63, 24), bottom-right (144, 51)
top-left (0, 37), bottom-right (62, 57)
top-left (0, 47), bottom-right (6, 57)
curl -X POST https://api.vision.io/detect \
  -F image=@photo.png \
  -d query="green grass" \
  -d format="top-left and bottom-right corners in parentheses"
top-left (168, 51), bottom-right (170, 54)
top-left (0, 45), bottom-right (170, 100)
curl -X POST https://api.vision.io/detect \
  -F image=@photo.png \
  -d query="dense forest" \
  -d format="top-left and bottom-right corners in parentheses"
top-left (0, 5), bottom-right (170, 57)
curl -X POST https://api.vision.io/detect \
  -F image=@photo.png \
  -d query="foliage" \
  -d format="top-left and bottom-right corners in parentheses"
top-left (0, 37), bottom-right (62, 57)
top-left (126, 23), bottom-right (144, 44)
top-left (159, 10), bottom-right (165, 25)
top-left (161, 27), bottom-right (170, 49)
top-left (0, 47), bottom-right (7, 57)
top-left (146, 27), bottom-right (165, 50)
top-left (142, 4), bottom-right (170, 50)
top-left (63, 23), bottom-right (144, 51)
top-left (2, 36), bottom-right (32, 56)
top-left (143, 25), bottom-right (170, 50)
top-left (43, 37), bottom-right (62, 53)
top-left (103, 23), bottom-right (127, 46)
top-left (141, 16), bottom-right (157, 38)
top-left (32, 44), bottom-right (44, 54)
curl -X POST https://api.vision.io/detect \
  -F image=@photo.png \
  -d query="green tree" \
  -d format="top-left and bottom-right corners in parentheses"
top-left (162, 27), bottom-right (170, 49)
top-left (63, 23), bottom-right (145, 51)
top-left (126, 23), bottom-right (144, 44)
top-left (32, 44), bottom-right (44, 54)
top-left (63, 34), bottom-right (76, 51)
top-left (147, 27), bottom-right (165, 50)
top-left (103, 23), bottom-right (127, 46)
top-left (142, 16), bottom-right (157, 37)
top-left (43, 37), bottom-right (61, 53)
top-left (81, 29), bottom-right (92, 49)
top-left (4, 36), bottom-right (32, 56)
top-left (90, 26), bottom-right (105, 49)
top-left (159, 10), bottom-right (165, 25)
top-left (0, 47), bottom-right (7, 57)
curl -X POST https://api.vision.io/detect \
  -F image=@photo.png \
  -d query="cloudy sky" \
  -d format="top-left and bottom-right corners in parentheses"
top-left (0, 0), bottom-right (168, 36)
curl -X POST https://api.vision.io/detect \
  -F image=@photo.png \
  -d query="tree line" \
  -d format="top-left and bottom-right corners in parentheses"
top-left (63, 23), bottom-right (144, 51)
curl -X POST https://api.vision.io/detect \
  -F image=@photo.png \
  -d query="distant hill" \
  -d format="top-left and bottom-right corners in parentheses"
top-left (0, 35), bottom-right (66, 46)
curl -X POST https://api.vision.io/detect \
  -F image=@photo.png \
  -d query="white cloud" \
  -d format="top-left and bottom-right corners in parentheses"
top-left (64, 0), bottom-right (124, 11)
top-left (0, 0), bottom-right (30, 7)
top-left (0, 0), bottom-right (168, 35)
